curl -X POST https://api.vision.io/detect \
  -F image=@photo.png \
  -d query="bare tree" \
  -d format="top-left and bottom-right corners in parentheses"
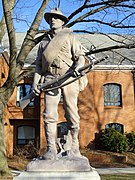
top-left (0, 0), bottom-right (135, 176)
top-left (0, 0), bottom-right (50, 176)
top-left (0, 0), bottom-right (16, 43)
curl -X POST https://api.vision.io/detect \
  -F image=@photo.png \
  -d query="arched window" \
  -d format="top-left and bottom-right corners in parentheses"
top-left (104, 83), bottom-right (122, 106)
top-left (105, 123), bottom-right (124, 134)
top-left (16, 83), bottom-right (34, 107)
top-left (17, 126), bottom-right (35, 145)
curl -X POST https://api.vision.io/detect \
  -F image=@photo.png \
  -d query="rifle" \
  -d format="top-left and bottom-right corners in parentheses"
top-left (20, 56), bottom-right (108, 109)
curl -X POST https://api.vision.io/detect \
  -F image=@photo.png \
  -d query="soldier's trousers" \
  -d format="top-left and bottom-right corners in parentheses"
top-left (44, 78), bottom-right (80, 129)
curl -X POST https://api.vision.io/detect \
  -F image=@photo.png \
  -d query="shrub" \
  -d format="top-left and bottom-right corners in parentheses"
top-left (14, 144), bottom-right (39, 159)
top-left (99, 128), bottom-right (128, 153)
top-left (126, 131), bottom-right (135, 152)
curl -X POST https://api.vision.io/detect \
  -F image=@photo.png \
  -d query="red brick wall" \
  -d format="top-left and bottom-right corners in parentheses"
top-left (4, 69), bottom-right (135, 155)
top-left (78, 70), bottom-right (135, 148)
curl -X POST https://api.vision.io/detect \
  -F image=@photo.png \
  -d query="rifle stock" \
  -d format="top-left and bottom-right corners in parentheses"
top-left (20, 56), bottom-right (108, 109)
top-left (20, 91), bottom-right (37, 109)
top-left (40, 56), bottom-right (108, 91)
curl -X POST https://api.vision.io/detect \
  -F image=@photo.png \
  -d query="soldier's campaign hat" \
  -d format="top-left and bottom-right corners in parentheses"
top-left (44, 8), bottom-right (69, 25)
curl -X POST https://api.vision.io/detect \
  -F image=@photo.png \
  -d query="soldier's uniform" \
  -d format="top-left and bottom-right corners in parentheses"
top-left (33, 9), bottom-right (87, 160)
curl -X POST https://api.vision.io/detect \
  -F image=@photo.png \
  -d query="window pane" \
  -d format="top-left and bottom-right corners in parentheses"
top-left (104, 84), bottom-right (121, 106)
top-left (105, 123), bottom-right (124, 133)
top-left (17, 139), bottom-right (35, 145)
top-left (18, 126), bottom-right (35, 139)
top-left (18, 139), bottom-right (27, 144)
top-left (16, 84), bottom-right (34, 107)
top-left (17, 126), bottom-right (35, 145)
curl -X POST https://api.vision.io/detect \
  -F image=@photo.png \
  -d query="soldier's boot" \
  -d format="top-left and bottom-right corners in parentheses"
top-left (70, 127), bottom-right (82, 157)
top-left (43, 123), bottom-right (57, 160)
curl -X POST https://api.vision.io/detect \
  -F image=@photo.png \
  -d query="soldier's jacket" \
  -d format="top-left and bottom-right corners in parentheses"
top-left (35, 28), bottom-right (85, 76)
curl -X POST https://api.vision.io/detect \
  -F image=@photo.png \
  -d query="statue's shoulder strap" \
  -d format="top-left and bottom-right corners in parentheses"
top-left (42, 29), bottom-right (71, 64)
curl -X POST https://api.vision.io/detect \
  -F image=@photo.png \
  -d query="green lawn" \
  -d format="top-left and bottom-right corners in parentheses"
top-left (101, 174), bottom-right (135, 180)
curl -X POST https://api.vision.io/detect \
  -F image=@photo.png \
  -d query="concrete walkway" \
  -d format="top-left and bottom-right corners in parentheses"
top-left (12, 168), bottom-right (135, 176)
top-left (96, 167), bottom-right (135, 175)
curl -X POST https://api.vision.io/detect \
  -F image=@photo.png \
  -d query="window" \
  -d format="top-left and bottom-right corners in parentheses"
top-left (16, 84), bottom-right (34, 107)
top-left (17, 126), bottom-right (35, 145)
top-left (105, 123), bottom-right (124, 134)
top-left (104, 83), bottom-right (122, 106)
top-left (2, 72), bottom-right (5, 78)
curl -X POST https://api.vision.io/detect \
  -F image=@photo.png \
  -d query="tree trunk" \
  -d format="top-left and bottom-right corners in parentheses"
top-left (0, 86), bottom-right (14, 176)
top-left (0, 100), bottom-right (11, 176)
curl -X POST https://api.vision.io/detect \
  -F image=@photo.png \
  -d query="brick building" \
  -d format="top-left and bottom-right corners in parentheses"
top-left (1, 33), bottom-right (135, 156)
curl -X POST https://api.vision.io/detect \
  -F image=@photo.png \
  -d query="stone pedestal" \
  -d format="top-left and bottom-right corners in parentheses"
top-left (27, 156), bottom-right (91, 172)
top-left (13, 169), bottom-right (100, 180)
top-left (13, 156), bottom-right (100, 180)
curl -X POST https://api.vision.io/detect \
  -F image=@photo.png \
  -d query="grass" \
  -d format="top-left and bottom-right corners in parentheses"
top-left (0, 178), bottom-right (13, 180)
top-left (101, 174), bottom-right (135, 180)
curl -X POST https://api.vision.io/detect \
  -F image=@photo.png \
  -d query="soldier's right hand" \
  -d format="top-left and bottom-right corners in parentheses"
top-left (32, 84), bottom-right (41, 96)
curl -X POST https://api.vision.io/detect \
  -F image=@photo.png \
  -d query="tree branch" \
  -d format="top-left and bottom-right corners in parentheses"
top-left (86, 43), bottom-right (135, 56)
top-left (16, 0), bottom-right (49, 71)
top-left (0, 17), bottom-right (6, 44)
top-left (2, 0), bottom-right (16, 59)
top-left (67, 0), bottom-right (127, 28)
top-left (77, 18), bottom-right (135, 28)
top-left (2, 0), bottom-right (17, 88)
top-left (68, 0), bottom-right (128, 20)
top-left (0, 0), bottom-right (16, 43)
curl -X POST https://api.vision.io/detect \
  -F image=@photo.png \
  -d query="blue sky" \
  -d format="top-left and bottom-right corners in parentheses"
top-left (0, 0), bottom-right (135, 34)
top-left (0, 0), bottom-right (81, 32)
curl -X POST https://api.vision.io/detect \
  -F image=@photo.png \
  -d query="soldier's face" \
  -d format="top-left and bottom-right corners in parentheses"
top-left (49, 16), bottom-right (64, 29)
